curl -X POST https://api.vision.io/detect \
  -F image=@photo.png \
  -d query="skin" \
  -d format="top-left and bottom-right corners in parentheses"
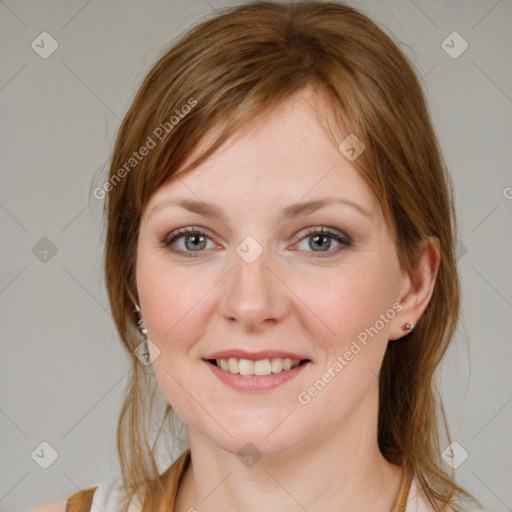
top-left (135, 86), bottom-right (439, 512)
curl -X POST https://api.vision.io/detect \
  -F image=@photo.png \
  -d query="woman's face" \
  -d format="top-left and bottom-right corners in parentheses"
top-left (136, 88), bottom-right (410, 456)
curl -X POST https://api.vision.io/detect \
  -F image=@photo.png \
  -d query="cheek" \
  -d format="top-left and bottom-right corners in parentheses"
top-left (294, 258), bottom-right (401, 354)
top-left (135, 249), bottom-right (215, 354)
top-left (293, 259), bottom-right (401, 417)
top-left (135, 250), bottom-right (215, 410)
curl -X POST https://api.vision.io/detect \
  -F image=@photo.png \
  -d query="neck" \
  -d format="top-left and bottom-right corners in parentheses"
top-left (174, 395), bottom-right (403, 512)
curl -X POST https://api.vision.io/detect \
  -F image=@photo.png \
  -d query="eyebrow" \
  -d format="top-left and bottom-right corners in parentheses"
top-left (148, 197), bottom-right (372, 223)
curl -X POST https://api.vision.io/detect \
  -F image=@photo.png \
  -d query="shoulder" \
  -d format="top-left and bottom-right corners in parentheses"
top-left (25, 495), bottom-right (68, 512)
top-left (27, 451), bottom-right (189, 512)
top-left (27, 486), bottom-right (97, 512)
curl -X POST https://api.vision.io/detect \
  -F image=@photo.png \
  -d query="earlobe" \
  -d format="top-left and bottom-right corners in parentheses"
top-left (389, 237), bottom-right (440, 341)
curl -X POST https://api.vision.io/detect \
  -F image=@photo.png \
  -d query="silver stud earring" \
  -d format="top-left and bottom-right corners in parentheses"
top-left (402, 322), bottom-right (415, 331)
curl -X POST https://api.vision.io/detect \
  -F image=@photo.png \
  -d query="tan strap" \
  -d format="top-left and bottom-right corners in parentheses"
top-left (65, 486), bottom-right (97, 512)
top-left (141, 449), bottom-right (191, 512)
top-left (391, 468), bottom-right (413, 512)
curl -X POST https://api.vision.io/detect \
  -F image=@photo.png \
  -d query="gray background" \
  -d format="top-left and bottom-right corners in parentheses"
top-left (1, 0), bottom-right (511, 511)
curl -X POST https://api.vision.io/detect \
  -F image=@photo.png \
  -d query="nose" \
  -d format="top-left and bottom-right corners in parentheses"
top-left (218, 245), bottom-right (289, 332)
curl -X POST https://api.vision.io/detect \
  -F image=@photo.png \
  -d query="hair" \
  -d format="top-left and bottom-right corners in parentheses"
top-left (98, 1), bottom-right (480, 510)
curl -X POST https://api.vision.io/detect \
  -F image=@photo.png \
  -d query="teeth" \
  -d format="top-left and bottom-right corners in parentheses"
top-left (214, 357), bottom-right (302, 375)
top-left (254, 359), bottom-right (272, 376)
top-left (228, 357), bottom-right (239, 373)
top-left (239, 359), bottom-right (254, 375)
top-left (270, 358), bottom-right (283, 373)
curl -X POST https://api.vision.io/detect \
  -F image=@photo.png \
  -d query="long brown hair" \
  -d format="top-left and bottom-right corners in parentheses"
top-left (98, 1), bottom-right (479, 510)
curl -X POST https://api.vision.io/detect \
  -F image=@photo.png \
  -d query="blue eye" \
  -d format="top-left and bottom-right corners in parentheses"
top-left (293, 227), bottom-right (351, 257)
top-left (163, 226), bottom-right (351, 258)
top-left (164, 227), bottom-right (215, 255)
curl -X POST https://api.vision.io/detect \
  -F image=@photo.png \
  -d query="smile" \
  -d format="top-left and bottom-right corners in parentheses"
top-left (203, 349), bottom-right (312, 391)
top-left (210, 357), bottom-right (304, 376)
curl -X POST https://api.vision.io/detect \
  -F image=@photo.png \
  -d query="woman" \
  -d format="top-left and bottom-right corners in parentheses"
top-left (37, 1), bottom-right (490, 511)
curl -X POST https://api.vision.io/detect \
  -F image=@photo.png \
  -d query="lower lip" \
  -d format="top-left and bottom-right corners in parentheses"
top-left (204, 360), bottom-right (311, 391)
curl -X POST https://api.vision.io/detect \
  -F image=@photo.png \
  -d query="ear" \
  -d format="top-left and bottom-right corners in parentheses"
top-left (388, 236), bottom-right (440, 341)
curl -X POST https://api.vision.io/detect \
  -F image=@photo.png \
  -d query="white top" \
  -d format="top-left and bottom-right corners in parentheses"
top-left (88, 476), bottom-right (142, 512)
top-left (88, 472), bottom-right (492, 512)
top-left (405, 476), bottom-right (491, 512)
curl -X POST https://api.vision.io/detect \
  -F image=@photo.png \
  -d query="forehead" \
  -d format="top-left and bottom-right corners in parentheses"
top-left (146, 88), bottom-right (380, 219)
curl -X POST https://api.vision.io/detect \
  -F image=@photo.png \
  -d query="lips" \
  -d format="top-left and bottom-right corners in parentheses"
top-left (204, 355), bottom-right (311, 391)
top-left (205, 349), bottom-right (311, 390)
top-left (203, 349), bottom-right (311, 374)
top-left (215, 357), bottom-right (302, 374)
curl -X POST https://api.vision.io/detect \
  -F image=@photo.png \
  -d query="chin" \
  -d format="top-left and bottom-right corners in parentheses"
top-left (220, 432), bottom-right (301, 459)
top-left (196, 408), bottom-right (310, 458)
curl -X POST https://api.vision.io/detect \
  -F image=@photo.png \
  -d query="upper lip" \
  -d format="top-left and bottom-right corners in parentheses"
top-left (204, 349), bottom-right (311, 361)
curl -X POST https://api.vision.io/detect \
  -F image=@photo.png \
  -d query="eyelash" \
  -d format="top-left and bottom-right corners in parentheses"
top-left (162, 226), bottom-right (351, 258)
